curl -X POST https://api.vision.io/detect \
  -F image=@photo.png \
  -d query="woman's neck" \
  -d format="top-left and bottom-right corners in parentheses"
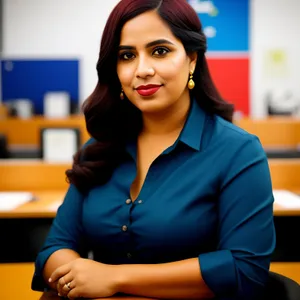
top-left (141, 96), bottom-right (191, 137)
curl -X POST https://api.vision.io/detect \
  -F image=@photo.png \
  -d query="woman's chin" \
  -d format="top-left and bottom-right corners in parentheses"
top-left (136, 102), bottom-right (167, 114)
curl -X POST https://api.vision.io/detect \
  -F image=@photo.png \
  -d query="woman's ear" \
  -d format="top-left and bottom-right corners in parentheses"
top-left (188, 52), bottom-right (198, 72)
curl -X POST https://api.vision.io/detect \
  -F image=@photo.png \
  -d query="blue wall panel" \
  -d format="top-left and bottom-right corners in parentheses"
top-left (188, 0), bottom-right (250, 52)
top-left (1, 59), bottom-right (79, 114)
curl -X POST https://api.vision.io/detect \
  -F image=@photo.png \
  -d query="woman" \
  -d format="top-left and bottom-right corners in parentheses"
top-left (32, 0), bottom-right (275, 299)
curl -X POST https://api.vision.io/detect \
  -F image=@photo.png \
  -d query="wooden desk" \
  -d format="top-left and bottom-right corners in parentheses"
top-left (235, 117), bottom-right (300, 149)
top-left (270, 262), bottom-right (300, 284)
top-left (0, 189), bottom-right (299, 219)
top-left (268, 159), bottom-right (300, 192)
top-left (0, 158), bottom-right (300, 192)
top-left (0, 263), bottom-right (157, 300)
top-left (0, 190), bottom-right (66, 218)
top-left (273, 202), bottom-right (300, 216)
top-left (1, 158), bottom-right (300, 193)
top-left (1, 159), bottom-right (300, 217)
top-left (0, 160), bottom-right (70, 191)
top-left (0, 195), bottom-right (299, 299)
top-left (1, 116), bottom-right (300, 150)
top-left (0, 116), bottom-right (90, 147)
top-left (0, 262), bottom-right (299, 300)
top-left (0, 263), bottom-right (42, 300)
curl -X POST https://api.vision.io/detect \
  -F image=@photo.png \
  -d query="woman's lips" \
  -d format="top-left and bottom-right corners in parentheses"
top-left (136, 85), bottom-right (162, 97)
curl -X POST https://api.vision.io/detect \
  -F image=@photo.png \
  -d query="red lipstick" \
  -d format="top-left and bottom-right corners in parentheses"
top-left (136, 84), bottom-right (162, 96)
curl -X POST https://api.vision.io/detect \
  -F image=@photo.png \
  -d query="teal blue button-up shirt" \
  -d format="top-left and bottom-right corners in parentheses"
top-left (32, 99), bottom-right (275, 299)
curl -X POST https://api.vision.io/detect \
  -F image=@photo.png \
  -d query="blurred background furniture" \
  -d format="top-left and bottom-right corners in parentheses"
top-left (263, 271), bottom-right (300, 300)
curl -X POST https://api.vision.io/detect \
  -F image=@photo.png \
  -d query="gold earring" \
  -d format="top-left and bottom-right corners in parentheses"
top-left (120, 88), bottom-right (124, 100)
top-left (188, 71), bottom-right (195, 90)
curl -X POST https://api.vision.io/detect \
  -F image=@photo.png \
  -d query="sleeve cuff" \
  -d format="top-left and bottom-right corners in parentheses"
top-left (31, 246), bottom-right (66, 291)
top-left (199, 249), bottom-right (237, 297)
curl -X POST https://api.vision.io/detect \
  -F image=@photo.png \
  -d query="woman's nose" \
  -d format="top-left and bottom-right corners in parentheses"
top-left (136, 57), bottom-right (155, 78)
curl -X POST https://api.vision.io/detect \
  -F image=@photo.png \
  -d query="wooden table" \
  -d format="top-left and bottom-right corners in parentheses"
top-left (235, 117), bottom-right (300, 149)
top-left (2, 116), bottom-right (300, 150)
top-left (0, 190), bottom-right (299, 219)
top-left (2, 158), bottom-right (300, 198)
top-left (273, 201), bottom-right (300, 216)
top-left (0, 190), bottom-right (66, 218)
top-left (0, 160), bottom-right (70, 191)
top-left (0, 116), bottom-right (89, 147)
top-left (1, 262), bottom-right (299, 300)
top-left (0, 191), bottom-right (299, 300)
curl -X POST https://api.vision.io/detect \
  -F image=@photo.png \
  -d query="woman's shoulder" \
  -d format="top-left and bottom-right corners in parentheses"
top-left (214, 115), bottom-right (258, 143)
top-left (216, 116), bottom-right (253, 137)
top-left (208, 115), bottom-right (263, 155)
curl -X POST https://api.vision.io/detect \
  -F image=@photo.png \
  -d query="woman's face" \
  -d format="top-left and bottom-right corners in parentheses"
top-left (116, 10), bottom-right (197, 114)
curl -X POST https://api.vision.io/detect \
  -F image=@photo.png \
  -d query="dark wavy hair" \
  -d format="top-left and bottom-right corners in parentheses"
top-left (66, 0), bottom-right (234, 193)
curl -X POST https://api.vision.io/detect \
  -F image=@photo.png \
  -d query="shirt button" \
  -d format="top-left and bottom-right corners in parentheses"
top-left (137, 200), bottom-right (143, 204)
top-left (127, 253), bottom-right (132, 259)
top-left (122, 225), bottom-right (128, 232)
top-left (125, 199), bottom-right (132, 204)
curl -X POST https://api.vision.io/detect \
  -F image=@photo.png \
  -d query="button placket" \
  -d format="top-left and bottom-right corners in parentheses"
top-left (136, 160), bottom-right (160, 201)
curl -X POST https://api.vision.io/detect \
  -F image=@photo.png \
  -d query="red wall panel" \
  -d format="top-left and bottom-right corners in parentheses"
top-left (207, 58), bottom-right (249, 116)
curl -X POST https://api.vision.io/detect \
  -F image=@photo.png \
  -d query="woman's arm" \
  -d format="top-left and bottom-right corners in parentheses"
top-left (32, 184), bottom-right (86, 292)
top-left (42, 249), bottom-right (80, 290)
top-left (117, 258), bottom-right (214, 299)
top-left (48, 257), bottom-right (212, 299)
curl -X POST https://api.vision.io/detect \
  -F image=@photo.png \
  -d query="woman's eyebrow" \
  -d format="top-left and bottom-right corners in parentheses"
top-left (145, 39), bottom-right (174, 48)
top-left (118, 39), bottom-right (174, 51)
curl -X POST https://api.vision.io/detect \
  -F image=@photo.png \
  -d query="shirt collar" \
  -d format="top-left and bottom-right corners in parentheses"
top-left (178, 98), bottom-right (206, 152)
top-left (126, 98), bottom-right (206, 158)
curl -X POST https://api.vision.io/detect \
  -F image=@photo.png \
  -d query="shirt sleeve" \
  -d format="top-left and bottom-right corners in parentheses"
top-left (199, 135), bottom-right (276, 299)
top-left (31, 184), bottom-right (86, 291)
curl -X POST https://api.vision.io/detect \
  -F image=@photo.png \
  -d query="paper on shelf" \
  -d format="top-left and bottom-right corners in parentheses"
top-left (0, 192), bottom-right (34, 211)
top-left (273, 190), bottom-right (300, 208)
top-left (43, 129), bottom-right (78, 163)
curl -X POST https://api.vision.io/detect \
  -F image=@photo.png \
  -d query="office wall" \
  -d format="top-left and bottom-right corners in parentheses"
top-left (251, 0), bottom-right (300, 117)
top-left (2, 0), bottom-right (300, 117)
top-left (2, 0), bottom-right (120, 102)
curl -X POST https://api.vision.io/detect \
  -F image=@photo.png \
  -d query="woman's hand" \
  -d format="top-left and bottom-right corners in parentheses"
top-left (49, 258), bottom-right (120, 299)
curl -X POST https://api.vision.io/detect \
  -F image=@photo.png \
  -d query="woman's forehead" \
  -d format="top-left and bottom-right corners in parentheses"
top-left (119, 11), bottom-right (176, 45)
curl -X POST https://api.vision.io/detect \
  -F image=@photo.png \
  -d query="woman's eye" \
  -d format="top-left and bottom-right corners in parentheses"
top-left (153, 47), bottom-right (169, 56)
top-left (119, 52), bottom-right (135, 60)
